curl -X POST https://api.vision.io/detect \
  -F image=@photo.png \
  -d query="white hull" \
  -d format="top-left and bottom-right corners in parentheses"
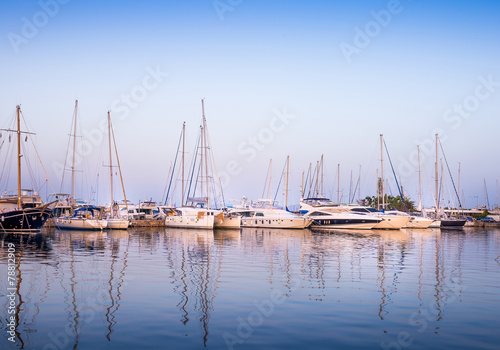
top-left (311, 222), bottom-right (378, 230)
top-left (107, 218), bottom-right (129, 229)
top-left (428, 220), bottom-right (441, 228)
top-left (214, 215), bottom-right (241, 229)
top-left (241, 217), bottom-right (312, 229)
top-left (165, 215), bottom-right (214, 229)
top-left (56, 217), bottom-right (108, 230)
top-left (404, 217), bottom-right (433, 229)
top-left (373, 216), bottom-right (411, 230)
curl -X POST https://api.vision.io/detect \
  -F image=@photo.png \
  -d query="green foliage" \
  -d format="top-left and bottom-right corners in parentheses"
top-left (359, 195), bottom-right (415, 212)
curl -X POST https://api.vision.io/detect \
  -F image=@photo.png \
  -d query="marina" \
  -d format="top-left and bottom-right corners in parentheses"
top-left (1, 226), bottom-right (499, 349)
top-left (2, 1), bottom-right (500, 349)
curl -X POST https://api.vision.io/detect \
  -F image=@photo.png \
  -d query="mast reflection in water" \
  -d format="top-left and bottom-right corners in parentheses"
top-left (0, 227), bottom-right (499, 349)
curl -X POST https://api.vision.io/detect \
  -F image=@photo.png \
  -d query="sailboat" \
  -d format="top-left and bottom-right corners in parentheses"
top-left (0, 106), bottom-right (54, 232)
top-left (55, 100), bottom-right (107, 230)
top-left (105, 111), bottom-right (129, 229)
top-left (432, 134), bottom-right (466, 229)
top-left (165, 99), bottom-right (240, 229)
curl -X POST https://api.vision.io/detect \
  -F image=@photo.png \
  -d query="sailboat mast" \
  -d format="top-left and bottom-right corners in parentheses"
top-left (418, 145), bottom-right (423, 210)
top-left (110, 116), bottom-right (129, 214)
top-left (349, 170), bottom-right (353, 204)
top-left (200, 124), bottom-right (204, 204)
top-left (108, 111), bottom-right (114, 217)
top-left (337, 164), bottom-right (340, 203)
top-left (380, 134), bottom-right (385, 210)
top-left (269, 159), bottom-right (273, 202)
top-left (202, 100), bottom-right (209, 209)
top-left (315, 160), bottom-right (319, 197)
top-left (301, 171), bottom-right (304, 199)
top-left (320, 154), bottom-right (324, 197)
top-left (182, 122), bottom-right (185, 206)
top-left (16, 105), bottom-right (22, 209)
top-left (72, 100), bottom-right (78, 199)
top-left (376, 168), bottom-right (380, 209)
top-left (435, 134), bottom-right (439, 213)
top-left (285, 155), bottom-right (289, 208)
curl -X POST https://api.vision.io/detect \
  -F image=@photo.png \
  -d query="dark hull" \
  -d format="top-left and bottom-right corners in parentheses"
top-left (311, 218), bottom-right (380, 230)
top-left (440, 219), bottom-right (466, 229)
top-left (0, 206), bottom-right (52, 232)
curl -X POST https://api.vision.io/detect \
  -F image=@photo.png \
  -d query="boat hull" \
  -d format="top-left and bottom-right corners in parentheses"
top-left (373, 216), bottom-right (411, 230)
top-left (165, 215), bottom-right (214, 229)
top-left (310, 218), bottom-right (379, 230)
top-left (428, 220), bottom-right (441, 228)
top-left (440, 219), bottom-right (466, 229)
top-left (107, 218), bottom-right (130, 230)
top-left (241, 217), bottom-right (312, 229)
top-left (404, 217), bottom-right (433, 229)
top-left (0, 206), bottom-right (52, 232)
top-left (214, 215), bottom-right (241, 229)
top-left (56, 217), bottom-right (108, 230)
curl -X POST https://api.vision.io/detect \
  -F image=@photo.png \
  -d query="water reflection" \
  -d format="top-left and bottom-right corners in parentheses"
top-left (0, 227), bottom-right (499, 349)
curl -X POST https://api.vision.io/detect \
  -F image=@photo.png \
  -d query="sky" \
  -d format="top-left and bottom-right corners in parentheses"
top-left (1, 0), bottom-right (499, 209)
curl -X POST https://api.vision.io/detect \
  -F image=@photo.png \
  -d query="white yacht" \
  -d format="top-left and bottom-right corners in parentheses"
top-left (344, 206), bottom-right (411, 230)
top-left (299, 198), bottom-right (411, 230)
top-left (231, 205), bottom-right (312, 229)
top-left (304, 207), bottom-right (382, 230)
top-left (165, 206), bottom-right (215, 229)
top-left (56, 205), bottom-right (108, 230)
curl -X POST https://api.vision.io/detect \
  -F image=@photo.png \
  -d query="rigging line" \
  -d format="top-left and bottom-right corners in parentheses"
top-left (383, 140), bottom-right (407, 212)
top-left (421, 155), bottom-right (438, 212)
top-left (303, 165), bottom-right (311, 198)
top-left (185, 132), bottom-right (201, 205)
top-left (59, 107), bottom-right (76, 194)
top-left (438, 138), bottom-right (463, 210)
top-left (262, 161), bottom-right (271, 200)
top-left (350, 177), bottom-right (360, 204)
top-left (164, 128), bottom-right (183, 205)
top-left (204, 119), bottom-right (225, 208)
top-left (273, 158), bottom-right (288, 205)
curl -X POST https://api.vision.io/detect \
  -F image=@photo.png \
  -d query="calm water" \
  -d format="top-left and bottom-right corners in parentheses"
top-left (1, 227), bottom-right (500, 350)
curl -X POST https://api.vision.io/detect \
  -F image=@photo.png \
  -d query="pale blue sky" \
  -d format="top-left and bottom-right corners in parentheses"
top-left (1, 0), bottom-right (499, 208)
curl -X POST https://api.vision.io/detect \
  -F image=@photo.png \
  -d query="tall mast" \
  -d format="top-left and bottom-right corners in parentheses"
top-left (315, 160), bottom-right (319, 197)
top-left (107, 111), bottom-right (114, 217)
top-left (320, 154), bottom-right (324, 197)
top-left (200, 124), bottom-right (204, 204)
top-left (71, 100), bottom-right (78, 199)
top-left (16, 105), bottom-right (22, 209)
top-left (349, 170), bottom-right (353, 203)
top-left (285, 156), bottom-right (289, 208)
top-left (435, 134), bottom-right (439, 213)
top-left (417, 145), bottom-right (423, 211)
top-left (457, 162), bottom-right (461, 202)
top-left (440, 160), bottom-right (444, 213)
top-left (484, 179), bottom-right (488, 209)
top-left (182, 122), bottom-right (185, 206)
top-left (301, 171), bottom-right (304, 199)
top-left (110, 115), bottom-right (129, 215)
top-left (201, 99), bottom-right (209, 209)
top-left (337, 164), bottom-right (340, 203)
top-left (269, 159), bottom-right (273, 201)
top-left (376, 168), bottom-right (380, 209)
top-left (380, 134), bottom-right (385, 210)
top-left (496, 179), bottom-right (499, 209)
